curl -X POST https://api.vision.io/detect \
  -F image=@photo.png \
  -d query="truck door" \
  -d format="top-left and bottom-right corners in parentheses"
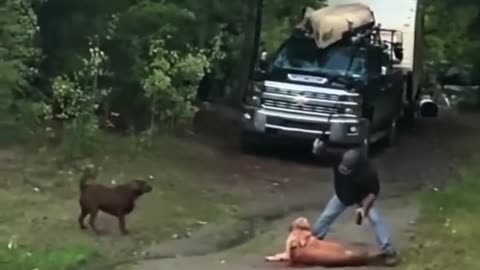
top-left (379, 52), bottom-right (404, 125)
top-left (365, 47), bottom-right (391, 132)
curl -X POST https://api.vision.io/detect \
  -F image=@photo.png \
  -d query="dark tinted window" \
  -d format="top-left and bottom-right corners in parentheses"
top-left (272, 38), bottom-right (366, 77)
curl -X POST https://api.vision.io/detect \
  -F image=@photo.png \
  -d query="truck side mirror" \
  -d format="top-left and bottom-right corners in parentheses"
top-left (259, 51), bottom-right (268, 70)
top-left (393, 43), bottom-right (403, 62)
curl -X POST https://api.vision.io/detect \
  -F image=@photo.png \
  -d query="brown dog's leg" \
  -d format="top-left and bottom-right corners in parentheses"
top-left (118, 215), bottom-right (129, 235)
top-left (89, 209), bottom-right (100, 234)
top-left (78, 207), bottom-right (88, 230)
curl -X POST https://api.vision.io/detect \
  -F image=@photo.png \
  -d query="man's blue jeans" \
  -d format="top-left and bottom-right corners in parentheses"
top-left (312, 195), bottom-right (394, 252)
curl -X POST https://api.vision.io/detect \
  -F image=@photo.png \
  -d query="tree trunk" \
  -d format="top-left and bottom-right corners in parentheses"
top-left (228, 0), bottom-right (263, 108)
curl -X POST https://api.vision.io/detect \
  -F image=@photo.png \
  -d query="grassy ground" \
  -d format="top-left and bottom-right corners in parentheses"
top-left (0, 123), bottom-right (241, 270)
top-left (402, 162), bottom-right (480, 269)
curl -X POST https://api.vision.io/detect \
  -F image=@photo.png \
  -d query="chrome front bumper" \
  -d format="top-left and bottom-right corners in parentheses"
top-left (243, 107), bottom-right (369, 145)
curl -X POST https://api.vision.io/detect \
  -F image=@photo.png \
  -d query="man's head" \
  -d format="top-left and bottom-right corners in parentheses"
top-left (338, 148), bottom-right (363, 175)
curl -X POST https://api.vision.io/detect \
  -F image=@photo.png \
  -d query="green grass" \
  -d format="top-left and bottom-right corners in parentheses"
top-left (0, 129), bottom-right (242, 269)
top-left (402, 163), bottom-right (480, 269)
top-left (0, 246), bottom-right (97, 270)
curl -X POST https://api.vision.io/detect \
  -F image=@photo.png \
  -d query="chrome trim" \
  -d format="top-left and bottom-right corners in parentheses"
top-left (261, 105), bottom-right (359, 119)
top-left (259, 109), bottom-right (361, 124)
top-left (259, 109), bottom-right (329, 122)
top-left (261, 105), bottom-right (330, 117)
top-left (329, 118), bottom-right (361, 124)
top-left (262, 92), bottom-right (358, 106)
top-left (265, 124), bottom-right (327, 135)
top-left (287, 74), bottom-right (328, 85)
top-left (265, 81), bottom-right (359, 96)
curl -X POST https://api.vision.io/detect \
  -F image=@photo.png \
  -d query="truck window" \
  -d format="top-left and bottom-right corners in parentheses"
top-left (272, 37), bottom-right (366, 78)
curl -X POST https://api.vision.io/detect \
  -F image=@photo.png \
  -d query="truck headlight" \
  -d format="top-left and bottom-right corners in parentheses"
top-left (342, 106), bottom-right (362, 116)
top-left (345, 108), bottom-right (355, 114)
top-left (343, 94), bottom-right (361, 104)
top-left (246, 82), bottom-right (263, 107)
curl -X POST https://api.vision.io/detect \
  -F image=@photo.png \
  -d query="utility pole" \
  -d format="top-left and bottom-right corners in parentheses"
top-left (248, 0), bottom-right (264, 81)
top-left (234, 0), bottom-right (264, 106)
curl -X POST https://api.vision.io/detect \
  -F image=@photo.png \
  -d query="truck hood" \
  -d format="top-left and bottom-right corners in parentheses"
top-left (265, 68), bottom-right (348, 90)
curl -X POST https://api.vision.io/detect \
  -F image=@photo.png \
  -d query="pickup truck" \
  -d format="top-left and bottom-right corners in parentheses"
top-left (242, 0), bottom-right (437, 153)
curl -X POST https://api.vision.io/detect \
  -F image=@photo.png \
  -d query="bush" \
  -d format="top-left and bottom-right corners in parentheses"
top-left (142, 34), bottom-right (225, 135)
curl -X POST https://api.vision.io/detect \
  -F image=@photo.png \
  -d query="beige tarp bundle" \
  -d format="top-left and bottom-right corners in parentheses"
top-left (296, 3), bottom-right (375, 49)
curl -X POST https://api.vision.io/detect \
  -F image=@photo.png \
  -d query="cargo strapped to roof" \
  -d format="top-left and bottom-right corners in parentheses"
top-left (296, 3), bottom-right (376, 49)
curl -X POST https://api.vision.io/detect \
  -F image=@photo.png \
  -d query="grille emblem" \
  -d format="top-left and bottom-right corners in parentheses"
top-left (293, 94), bottom-right (309, 106)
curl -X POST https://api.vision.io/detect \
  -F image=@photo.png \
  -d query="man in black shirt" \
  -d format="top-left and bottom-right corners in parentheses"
top-left (311, 142), bottom-right (398, 266)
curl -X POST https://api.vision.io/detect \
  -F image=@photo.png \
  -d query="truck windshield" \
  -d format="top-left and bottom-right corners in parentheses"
top-left (272, 37), bottom-right (365, 78)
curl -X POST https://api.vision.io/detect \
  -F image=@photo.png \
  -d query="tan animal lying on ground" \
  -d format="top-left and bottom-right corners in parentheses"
top-left (265, 217), bottom-right (386, 267)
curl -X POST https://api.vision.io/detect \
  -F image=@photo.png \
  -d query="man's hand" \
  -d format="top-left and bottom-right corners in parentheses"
top-left (355, 208), bottom-right (364, 225)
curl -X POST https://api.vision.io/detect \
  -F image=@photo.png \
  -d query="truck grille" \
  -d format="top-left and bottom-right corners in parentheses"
top-left (263, 99), bottom-right (339, 114)
top-left (265, 88), bottom-right (341, 101)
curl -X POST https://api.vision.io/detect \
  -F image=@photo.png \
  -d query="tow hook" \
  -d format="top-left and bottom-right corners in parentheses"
top-left (312, 138), bottom-right (325, 155)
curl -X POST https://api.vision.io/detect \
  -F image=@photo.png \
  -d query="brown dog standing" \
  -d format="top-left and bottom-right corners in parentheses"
top-left (78, 172), bottom-right (152, 235)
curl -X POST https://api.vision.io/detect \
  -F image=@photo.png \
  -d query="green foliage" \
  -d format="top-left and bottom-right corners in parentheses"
top-left (43, 41), bottom-right (111, 159)
top-left (0, 0), bottom-right (41, 93)
top-left (424, 0), bottom-right (480, 67)
top-left (142, 34), bottom-right (225, 133)
top-left (0, 245), bottom-right (96, 270)
top-left (402, 164), bottom-right (480, 270)
top-left (262, 0), bottom-right (325, 52)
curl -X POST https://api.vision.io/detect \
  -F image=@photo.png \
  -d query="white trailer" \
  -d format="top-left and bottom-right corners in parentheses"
top-left (326, 0), bottom-right (425, 111)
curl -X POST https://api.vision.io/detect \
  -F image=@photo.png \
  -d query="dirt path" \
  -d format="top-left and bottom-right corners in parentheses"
top-left (119, 110), bottom-right (480, 270)
top-left (130, 197), bottom-right (418, 270)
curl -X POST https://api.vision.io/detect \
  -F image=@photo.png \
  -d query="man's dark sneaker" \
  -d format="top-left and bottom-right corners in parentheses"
top-left (381, 249), bottom-right (399, 267)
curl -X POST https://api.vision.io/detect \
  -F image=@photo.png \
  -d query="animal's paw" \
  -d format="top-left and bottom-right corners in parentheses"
top-left (265, 254), bottom-right (288, 262)
top-left (265, 255), bottom-right (279, 262)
